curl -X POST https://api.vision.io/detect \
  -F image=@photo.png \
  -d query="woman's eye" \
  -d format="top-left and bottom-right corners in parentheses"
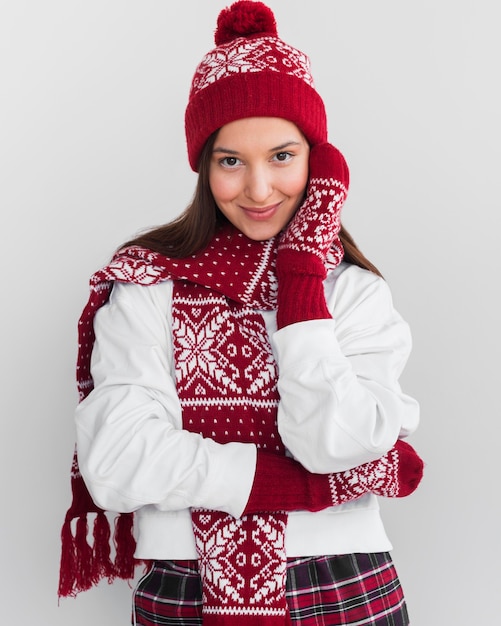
top-left (220, 156), bottom-right (240, 168)
top-left (274, 152), bottom-right (292, 162)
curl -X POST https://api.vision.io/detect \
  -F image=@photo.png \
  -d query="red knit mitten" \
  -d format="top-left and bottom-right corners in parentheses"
top-left (276, 143), bottom-right (349, 329)
top-left (328, 439), bottom-right (424, 504)
top-left (243, 439), bottom-right (424, 515)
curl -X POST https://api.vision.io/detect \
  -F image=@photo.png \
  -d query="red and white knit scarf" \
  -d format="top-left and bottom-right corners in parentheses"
top-left (59, 224), bottom-right (293, 623)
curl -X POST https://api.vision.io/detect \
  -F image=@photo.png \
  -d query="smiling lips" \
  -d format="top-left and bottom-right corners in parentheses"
top-left (241, 202), bottom-right (281, 220)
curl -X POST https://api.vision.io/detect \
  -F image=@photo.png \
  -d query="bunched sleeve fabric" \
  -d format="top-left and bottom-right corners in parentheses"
top-left (75, 280), bottom-right (257, 518)
top-left (273, 263), bottom-right (420, 474)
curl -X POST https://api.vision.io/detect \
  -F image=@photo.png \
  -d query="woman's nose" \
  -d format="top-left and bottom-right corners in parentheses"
top-left (244, 166), bottom-right (273, 203)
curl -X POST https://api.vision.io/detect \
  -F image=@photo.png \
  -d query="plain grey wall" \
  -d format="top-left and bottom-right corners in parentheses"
top-left (1, 1), bottom-right (499, 624)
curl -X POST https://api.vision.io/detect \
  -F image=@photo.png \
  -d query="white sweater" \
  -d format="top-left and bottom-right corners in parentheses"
top-left (75, 262), bottom-right (419, 559)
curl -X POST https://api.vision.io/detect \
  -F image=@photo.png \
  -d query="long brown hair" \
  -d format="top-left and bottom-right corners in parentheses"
top-left (122, 133), bottom-right (383, 278)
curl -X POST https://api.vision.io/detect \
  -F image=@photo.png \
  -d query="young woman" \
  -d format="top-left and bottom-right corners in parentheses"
top-left (59, 3), bottom-right (423, 625)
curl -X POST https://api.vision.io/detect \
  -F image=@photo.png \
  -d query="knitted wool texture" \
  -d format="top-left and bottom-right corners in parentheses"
top-left (276, 142), bottom-right (349, 328)
top-left (185, 1), bottom-right (327, 171)
top-left (170, 234), bottom-right (287, 624)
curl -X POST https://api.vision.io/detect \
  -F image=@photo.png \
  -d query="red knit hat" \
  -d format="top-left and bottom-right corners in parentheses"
top-left (185, 1), bottom-right (328, 171)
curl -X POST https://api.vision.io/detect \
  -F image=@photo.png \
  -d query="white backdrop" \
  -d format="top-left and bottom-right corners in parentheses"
top-left (1, 1), bottom-right (499, 624)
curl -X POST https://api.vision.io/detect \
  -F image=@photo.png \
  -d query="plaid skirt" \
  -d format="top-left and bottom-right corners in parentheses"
top-left (132, 553), bottom-right (410, 625)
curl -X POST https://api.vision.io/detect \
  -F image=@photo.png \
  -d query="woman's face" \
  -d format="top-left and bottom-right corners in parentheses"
top-left (209, 117), bottom-right (310, 241)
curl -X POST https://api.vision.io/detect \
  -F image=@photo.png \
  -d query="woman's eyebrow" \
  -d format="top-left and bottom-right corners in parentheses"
top-left (212, 140), bottom-right (302, 154)
top-left (269, 140), bottom-right (302, 151)
top-left (212, 146), bottom-right (240, 155)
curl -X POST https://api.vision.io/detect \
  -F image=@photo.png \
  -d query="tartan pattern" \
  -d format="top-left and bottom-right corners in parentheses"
top-left (132, 553), bottom-right (409, 626)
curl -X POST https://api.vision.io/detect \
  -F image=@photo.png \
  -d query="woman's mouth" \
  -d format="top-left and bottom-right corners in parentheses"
top-left (241, 203), bottom-right (281, 221)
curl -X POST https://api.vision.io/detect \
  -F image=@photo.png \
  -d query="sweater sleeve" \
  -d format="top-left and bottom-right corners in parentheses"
top-left (75, 280), bottom-right (256, 518)
top-left (273, 263), bottom-right (420, 474)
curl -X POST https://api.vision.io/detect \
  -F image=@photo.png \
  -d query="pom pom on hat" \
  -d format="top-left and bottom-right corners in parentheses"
top-left (215, 1), bottom-right (277, 45)
top-left (185, 1), bottom-right (328, 171)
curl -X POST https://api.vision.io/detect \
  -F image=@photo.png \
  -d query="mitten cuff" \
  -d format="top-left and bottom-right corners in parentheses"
top-left (276, 270), bottom-right (331, 329)
top-left (243, 451), bottom-right (332, 515)
top-left (276, 248), bottom-right (332, 328)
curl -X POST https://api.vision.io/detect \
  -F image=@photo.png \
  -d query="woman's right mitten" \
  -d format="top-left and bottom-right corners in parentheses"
top-left (243, 440), bottom-right (424, 516)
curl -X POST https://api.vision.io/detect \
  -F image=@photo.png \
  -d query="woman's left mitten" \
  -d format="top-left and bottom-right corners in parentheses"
top-left (276, 143), bottom-right (349, 328)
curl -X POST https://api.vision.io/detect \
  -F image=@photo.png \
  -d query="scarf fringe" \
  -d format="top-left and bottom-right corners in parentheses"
top-left (58, 518), bottom-right (77, 598)
top-left (113, 512), bottom-right (136, 580)
top-left (75, 515), bottom-right (95, 591)
top-left (92, 511), bottom-right (115, 580)
top-left (58, 512), bottom-right (138, 599)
